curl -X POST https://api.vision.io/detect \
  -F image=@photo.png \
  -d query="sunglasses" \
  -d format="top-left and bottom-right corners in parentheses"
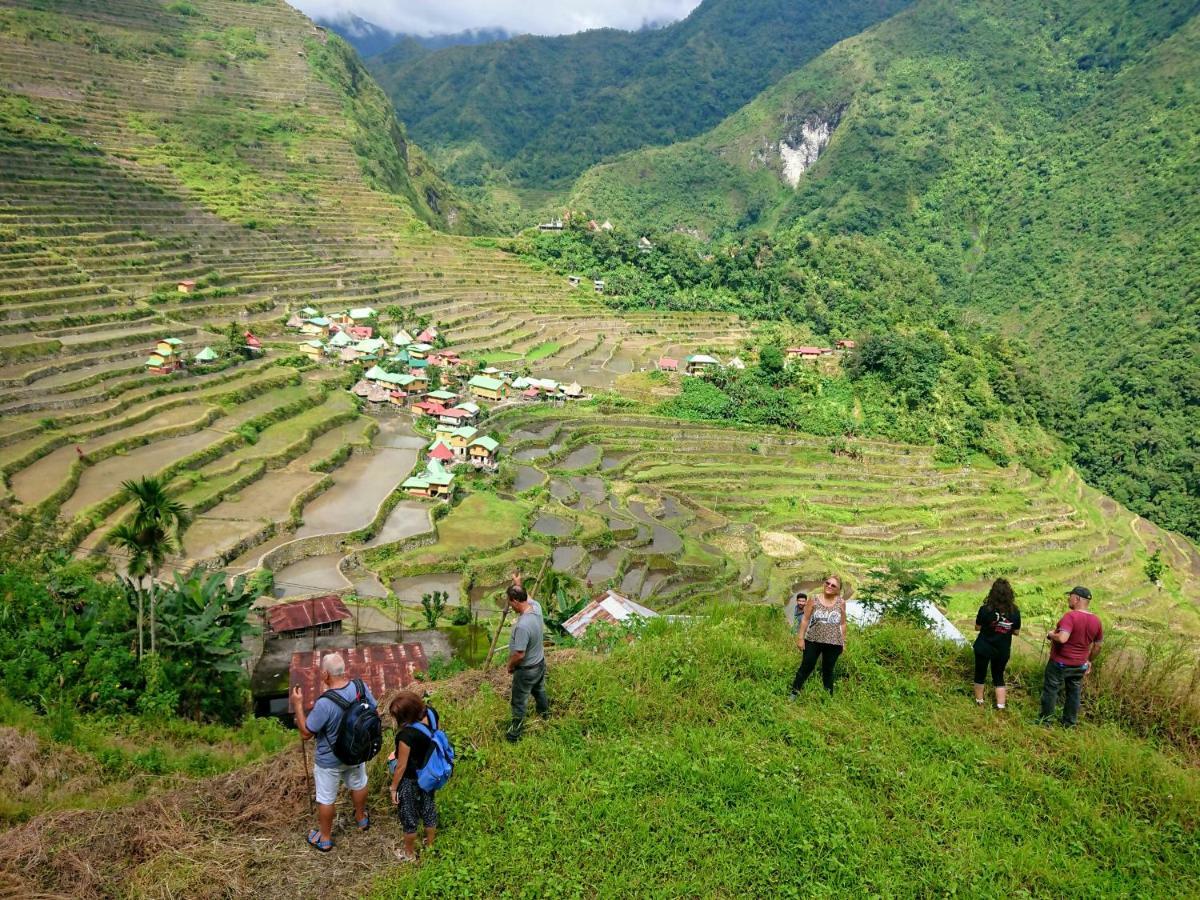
top-left (824, 580), bottom-right (839, 587)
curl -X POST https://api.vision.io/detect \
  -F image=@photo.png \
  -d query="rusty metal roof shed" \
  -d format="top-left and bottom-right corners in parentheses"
top-left (268, 595), bottom-right (351, 634)
top-left (288, 643), bottom-right (429, 714)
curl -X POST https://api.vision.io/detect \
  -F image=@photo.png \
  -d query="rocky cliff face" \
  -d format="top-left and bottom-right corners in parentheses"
top-left (776, 108), bottom-right (842, 187)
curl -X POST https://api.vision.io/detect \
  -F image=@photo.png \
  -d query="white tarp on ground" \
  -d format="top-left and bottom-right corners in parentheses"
top-left (846, 600), bottom-right (967, 646)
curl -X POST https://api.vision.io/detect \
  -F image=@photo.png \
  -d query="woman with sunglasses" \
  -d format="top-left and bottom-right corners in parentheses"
top-left (791, 575), bottom-right (848, 697)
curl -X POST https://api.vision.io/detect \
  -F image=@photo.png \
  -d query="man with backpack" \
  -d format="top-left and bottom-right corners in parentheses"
top-left (292, 652), bottom-right (382, 852)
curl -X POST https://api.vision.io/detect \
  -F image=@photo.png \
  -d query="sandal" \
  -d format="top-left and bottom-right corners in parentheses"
top-left (307, 829), bottom-right (334, 853)
top-left (357, 815), bottom-right (370, 832)
top-left (394, 848), bottom-right (418, 863)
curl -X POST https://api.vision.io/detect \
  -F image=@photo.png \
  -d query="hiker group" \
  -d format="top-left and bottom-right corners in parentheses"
top-left (787, 575), bottom-right (1104, 728)
top-left (292, 571), bottom-right (547, 857)
top-left (293, 569), bottom-right (1103, 857)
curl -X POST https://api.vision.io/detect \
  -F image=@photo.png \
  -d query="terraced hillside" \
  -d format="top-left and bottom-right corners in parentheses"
top-left (0, 0), bottom-right (751, 542)
top-left (360, 406), bottom-right (1200, 642)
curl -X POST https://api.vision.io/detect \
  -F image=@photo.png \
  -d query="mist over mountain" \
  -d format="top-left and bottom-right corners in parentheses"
top-left (315, 13), bottom-right (510, 60)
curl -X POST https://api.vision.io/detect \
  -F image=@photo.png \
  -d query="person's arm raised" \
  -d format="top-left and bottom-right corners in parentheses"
top-left (291, 687), bottom-right (313, 740)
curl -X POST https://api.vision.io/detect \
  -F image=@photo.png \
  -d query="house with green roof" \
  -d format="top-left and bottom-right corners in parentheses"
top-left (468, 435), bottom-right (500, 469)
top-left (193, 346), bottom-right (218, 364)
top-left (402, 458), bottom-right (455, 499)
top-left (468, 374), bottom-right (507, 402)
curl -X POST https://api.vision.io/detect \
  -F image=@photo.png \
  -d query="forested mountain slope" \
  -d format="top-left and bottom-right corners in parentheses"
top-left (569, 0), bottom-right (1200, 538)
top-left (366, 0), bottom-right (912, 189)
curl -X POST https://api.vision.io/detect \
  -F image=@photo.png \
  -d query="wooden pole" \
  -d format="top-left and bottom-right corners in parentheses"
top-left (299, 716), bottom-right (314, 813)
top-left (484, 556), bottom-right (550, 669)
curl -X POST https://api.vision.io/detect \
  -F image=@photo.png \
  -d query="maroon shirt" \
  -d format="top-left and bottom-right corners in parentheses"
top-left (1050, 610), bottom-right (1103, 665)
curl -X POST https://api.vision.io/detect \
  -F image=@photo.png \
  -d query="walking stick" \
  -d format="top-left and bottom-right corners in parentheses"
top-left (484, 556), bottom-right (550, 668)
top-left (299, 725), bottom-right (314, 814)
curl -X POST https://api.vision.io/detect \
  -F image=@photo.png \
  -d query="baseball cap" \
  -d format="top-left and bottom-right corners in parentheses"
top-left (1066, 586), bottom-right (1092, 600)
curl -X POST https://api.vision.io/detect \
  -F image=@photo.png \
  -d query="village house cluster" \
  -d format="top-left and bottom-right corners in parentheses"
top-left (143, 336), bottom-right (243, 375)
top-left (657, 341), bottom-right (856, 376)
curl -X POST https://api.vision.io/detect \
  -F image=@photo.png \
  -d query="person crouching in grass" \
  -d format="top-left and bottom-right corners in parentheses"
top-left (972, 578), bottom-right (1021, 710)
top-left (388, 691), bottom-right (439, 862)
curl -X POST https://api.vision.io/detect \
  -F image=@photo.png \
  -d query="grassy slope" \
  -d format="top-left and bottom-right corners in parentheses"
top-left (368, 0), bottom-right (912, 190)
top-left (3, 614), bottom-right (1196, 896)
top-left (369, 614), bottom-right (1198, 897)
top-left (569, 0), bottom-right (1200, 539)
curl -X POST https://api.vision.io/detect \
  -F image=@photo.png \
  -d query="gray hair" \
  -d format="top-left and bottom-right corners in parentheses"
top-left (320, 652), bottom-right (346, 677)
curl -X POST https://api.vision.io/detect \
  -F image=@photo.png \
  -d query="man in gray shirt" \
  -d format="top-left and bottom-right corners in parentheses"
top-left (505, 572), bottom-right (549, 742)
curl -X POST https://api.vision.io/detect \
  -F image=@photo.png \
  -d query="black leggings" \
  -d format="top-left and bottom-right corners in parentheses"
top-left (792, 641), bottom-right (843, 695)
top-left (973, 651), bottom-right (1009, 688)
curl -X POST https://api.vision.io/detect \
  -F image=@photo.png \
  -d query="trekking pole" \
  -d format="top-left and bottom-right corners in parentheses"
top-left (298, 715), bottom-right (314, 814)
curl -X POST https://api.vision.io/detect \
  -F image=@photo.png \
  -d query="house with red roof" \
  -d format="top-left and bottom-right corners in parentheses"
top-left (267, 595), bottom-right (351, 641)
top-left (657, 357), bottom-right (679, 372)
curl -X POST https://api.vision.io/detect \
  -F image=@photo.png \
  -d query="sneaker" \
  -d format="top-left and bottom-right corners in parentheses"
top-left (995, 704), bottom-right (1006, 711)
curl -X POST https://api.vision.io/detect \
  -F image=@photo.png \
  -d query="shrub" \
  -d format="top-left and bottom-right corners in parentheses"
top-left (856, 560), bottom-right (949, 629)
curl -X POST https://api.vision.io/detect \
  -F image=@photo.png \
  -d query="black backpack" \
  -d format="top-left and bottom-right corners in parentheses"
top-left (321, 678), bottom-right (382, 765)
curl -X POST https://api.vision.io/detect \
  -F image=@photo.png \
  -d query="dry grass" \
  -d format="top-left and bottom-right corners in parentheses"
top-left (0, 654), bottom-right (582, 898)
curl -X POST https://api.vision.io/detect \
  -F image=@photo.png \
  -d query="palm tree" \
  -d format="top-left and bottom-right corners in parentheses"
top-left (108, 522), bottom-right (151, 659)
top-left (107, 476), bottom-right (191, 657)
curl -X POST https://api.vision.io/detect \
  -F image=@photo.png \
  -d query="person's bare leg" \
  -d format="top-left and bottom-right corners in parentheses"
top-left (351, 785), bottom-right (368, 823)
top-left (403, 833), bottom-right (417, 856)
top-left (974, 683), bottom-right (985, 704)
top-left (424, 826), bottom-right (437, 848)
top-left (317, 802), bottom-right (335, 843)
top-left (995, 686), bottom-right (1007, 708)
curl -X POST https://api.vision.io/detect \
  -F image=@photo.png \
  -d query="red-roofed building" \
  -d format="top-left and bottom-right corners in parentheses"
top-left (412, 400), bottom-right (447, 417)
top-left (243, 331), bottom-right (262, 350)
top-left (428, 441), bottom-right (455, 462)
top-left (657, 357), bottom-right (679, 372)
top-left (416, 327), bottom-right (438, 344)
top-left (288, 643), bottom-right (428, 716)
top-left (267, 595), bottom-right (351, 640)
top-left (786, 346), bottom-right (828, 360)
top-left (345, 325), bottom-right (373, 340)
top-left (836, 339), bottom-right (856, 350)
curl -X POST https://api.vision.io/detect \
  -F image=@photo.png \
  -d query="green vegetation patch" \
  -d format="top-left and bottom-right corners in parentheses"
top-left (372, 613), bottom-right (1199, 897)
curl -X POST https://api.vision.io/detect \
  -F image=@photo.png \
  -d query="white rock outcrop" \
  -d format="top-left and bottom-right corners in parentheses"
top-left (778, 116), bottom-right (833, 187)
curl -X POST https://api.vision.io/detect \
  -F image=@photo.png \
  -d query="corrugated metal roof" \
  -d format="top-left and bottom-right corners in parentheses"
top-left (288, 643), bottom-right (429, 714)
top-left (268, 595), bottom-right (351, 634)
top-left (561, 590), bottom-right (658, 638)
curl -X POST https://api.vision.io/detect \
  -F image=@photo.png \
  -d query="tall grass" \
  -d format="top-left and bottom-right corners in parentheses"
top-left (1085, 636), bottom-right (1200, 757)
top-left (369, 608), bottom-right (1199, 897)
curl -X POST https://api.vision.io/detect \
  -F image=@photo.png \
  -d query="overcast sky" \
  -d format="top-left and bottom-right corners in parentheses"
top-left (290, 1), bottom-right (702, 36)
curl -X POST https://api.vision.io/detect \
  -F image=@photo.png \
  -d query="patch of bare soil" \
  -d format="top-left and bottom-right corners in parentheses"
top-left (760, 531), bottom-right (806, 558)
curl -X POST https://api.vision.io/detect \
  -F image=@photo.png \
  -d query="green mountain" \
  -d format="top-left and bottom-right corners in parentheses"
top-left (366, 0), bottom-right (913, 190)
top-left (568, 0), bottom-right (1200, 539)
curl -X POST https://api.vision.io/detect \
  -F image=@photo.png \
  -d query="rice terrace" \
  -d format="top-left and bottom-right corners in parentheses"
top-left (0, 0), bottom-right (1197, 897)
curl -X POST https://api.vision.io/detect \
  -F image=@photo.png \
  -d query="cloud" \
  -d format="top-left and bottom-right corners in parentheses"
top-left (289, 0), bottom-right (702, 37)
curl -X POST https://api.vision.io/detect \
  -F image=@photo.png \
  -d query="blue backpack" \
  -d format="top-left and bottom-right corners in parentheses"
top-left (410, 706), bottom-right (454, 792)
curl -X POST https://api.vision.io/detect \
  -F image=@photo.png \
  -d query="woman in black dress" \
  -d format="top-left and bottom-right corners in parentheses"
top-left (973, 578), bottom-right (1021, 710)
